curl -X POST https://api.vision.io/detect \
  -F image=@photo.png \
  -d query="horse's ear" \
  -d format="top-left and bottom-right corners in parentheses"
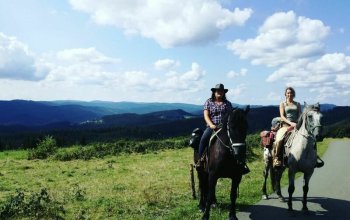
top-left (304, 101), bottom-right (308, 108)
top-left (316, 102), bottom-right (320, 110)
top-left (245, 105), bottom-right (250, 114)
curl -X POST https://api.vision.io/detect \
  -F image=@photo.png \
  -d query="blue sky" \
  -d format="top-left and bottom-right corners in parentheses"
top-left (0, 0), bottom-right (349, 106)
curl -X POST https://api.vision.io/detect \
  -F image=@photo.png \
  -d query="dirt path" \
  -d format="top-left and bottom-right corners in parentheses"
top-left (237, 140), bottom-right (350, 220)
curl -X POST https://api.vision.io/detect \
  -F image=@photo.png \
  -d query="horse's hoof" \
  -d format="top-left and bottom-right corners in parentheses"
top-left (262, 195), bottom-right (268, 200)
top-left (211, 203), bottom-right (217, 208)
top-left (302, 207), bottom-right (309, 213)
top-left (278, 195), bottom-right (285, 202)
top-left (198, 205), bottom-right (205, 213)
top-left (202, 215), bottom-right (209, 220)
top-left (229, 216), bottom-right (238, 220)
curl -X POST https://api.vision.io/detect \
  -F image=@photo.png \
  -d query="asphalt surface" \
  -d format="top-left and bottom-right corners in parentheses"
top-left (237, 140), bottom-right (350, 220)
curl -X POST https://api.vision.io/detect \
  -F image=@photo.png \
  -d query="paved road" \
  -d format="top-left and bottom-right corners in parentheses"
top-left (237, 140), bottom-right (350, 220)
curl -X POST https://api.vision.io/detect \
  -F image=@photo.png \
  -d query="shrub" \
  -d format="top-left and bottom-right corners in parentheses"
top-left (0, 188), bottom-right (65, 219)
top-left (28, 136), bottom-right (58, 160)
top-left (51, 134), bottom-right (261, 161)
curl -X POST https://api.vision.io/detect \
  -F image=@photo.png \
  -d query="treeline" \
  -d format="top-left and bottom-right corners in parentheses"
top-left (24, 134), bottom-right (261, 162)
top-left (323, 119), bottom-right (350, 138)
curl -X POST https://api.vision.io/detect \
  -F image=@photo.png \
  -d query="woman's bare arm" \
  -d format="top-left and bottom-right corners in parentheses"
top-left (204, 109), bottom-right (216, 129)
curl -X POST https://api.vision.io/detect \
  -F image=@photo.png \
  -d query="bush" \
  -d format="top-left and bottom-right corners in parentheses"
top-left (28, 136), bottom-right (58, 160)
top-left (0, 188), bottom-right (65, 219)
top-left (51, 134), bottom-right (260, 162)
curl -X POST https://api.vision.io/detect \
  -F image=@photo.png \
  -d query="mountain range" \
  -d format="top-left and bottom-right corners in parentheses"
top-left (0, 100), bottom-right (348, 149)
top-left (0, 100), bottom-right (340, 128)
top-left (0, 100), bottom-right (203, 126)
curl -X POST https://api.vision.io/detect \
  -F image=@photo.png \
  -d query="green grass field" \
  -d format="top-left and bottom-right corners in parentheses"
top-left (0, 138), bottom-right (332, 219)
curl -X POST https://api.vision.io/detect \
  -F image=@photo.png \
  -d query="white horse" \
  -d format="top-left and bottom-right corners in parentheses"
top-left (286, 102), bottom-right (323, 211)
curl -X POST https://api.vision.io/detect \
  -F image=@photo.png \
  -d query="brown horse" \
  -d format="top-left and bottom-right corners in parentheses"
top-left (191, 107), bottom-right (250, 220)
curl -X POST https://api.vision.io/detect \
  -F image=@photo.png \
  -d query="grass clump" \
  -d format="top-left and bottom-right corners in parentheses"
top-left (0, 188), bottom-right (65, 219)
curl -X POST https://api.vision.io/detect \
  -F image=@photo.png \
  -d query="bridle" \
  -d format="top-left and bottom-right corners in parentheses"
top-left (299, 108), bottom-right (322, 140)
top-left (210, 109), bottom-right (246, 155)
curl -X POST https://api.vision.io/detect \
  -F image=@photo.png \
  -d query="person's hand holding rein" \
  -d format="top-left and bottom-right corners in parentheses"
top-left (209, 124), bottom-right (217, 130)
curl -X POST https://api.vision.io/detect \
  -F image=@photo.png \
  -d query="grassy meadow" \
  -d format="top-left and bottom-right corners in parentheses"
top-left (0, 138), bottom-right (331, 219)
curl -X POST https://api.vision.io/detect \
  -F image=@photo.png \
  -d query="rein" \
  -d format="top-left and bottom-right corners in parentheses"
top-left (209, 112), bottom-right (246, 155)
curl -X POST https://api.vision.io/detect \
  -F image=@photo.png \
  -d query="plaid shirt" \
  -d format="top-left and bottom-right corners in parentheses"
top-left (204, 98), bottom-right (233, 126)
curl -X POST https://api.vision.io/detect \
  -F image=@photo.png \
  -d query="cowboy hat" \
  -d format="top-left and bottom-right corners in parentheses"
top-left (211, 83), bottom-right (228, 93)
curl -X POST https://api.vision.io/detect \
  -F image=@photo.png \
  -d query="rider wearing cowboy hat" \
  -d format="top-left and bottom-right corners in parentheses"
top-left (198, 83), bottom-right (250, 174)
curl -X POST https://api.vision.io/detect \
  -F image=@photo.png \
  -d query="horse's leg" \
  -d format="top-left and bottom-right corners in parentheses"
top-left (270, 162), bottom-right (276, 192)
top-left (202, 173), bottom-right (218, 220)
top-left (287, 168), bottom-right (296, 211)
top-left (302, 172), bottom-right (312, 212)
top-left (197, 169), bottom-right (208, 212)
top-left (274, 166), bottom-right (285, 202)
top-left (262, 162), bottom-right (269, 199)
top-left (229, 176), bottom-right (242, 220)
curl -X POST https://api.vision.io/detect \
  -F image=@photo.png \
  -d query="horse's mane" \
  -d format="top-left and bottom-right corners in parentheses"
top-left (222, 107), bottom-right (247, 130)
top-left (221, 108), bottom-right (236, 127)
top-left (296, 103), bottom-right (320, 130)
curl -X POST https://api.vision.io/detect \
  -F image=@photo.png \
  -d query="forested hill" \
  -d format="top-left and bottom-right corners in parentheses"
top-left (0, 100), bottom-right (348, 150)
top-left (0, 100), bottom-right (203, 126)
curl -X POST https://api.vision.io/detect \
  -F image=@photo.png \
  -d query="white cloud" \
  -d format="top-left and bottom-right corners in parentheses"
top-left (226, 11), bottom-right (350, 104)
top-left (0, 31), bottom-right (205, 101)
top-left (309, 86), bottom-right (338, 102)
top-left (68, 0), bottom-right (253, 48)
top-left (0, 33), bottom-right (49, 81)
top-left (226, 84), bottom-right (246, 99)
top-left (226, 68), bottom-right (247, 78)
top-left (161, 62), bottom-right (206, 92)
top-left (57, 47), bottom-right (120, 64)
top-left (266, 53), bottom-right (350, 102)
top-left (227, 11), bottom-right (330, 67)
top-left (154, 59), bottom-right (180, 71)
top-left (267, 53), bottom-right (350, 85)
top-left (43, 48), bottom-right (121, 85)
top-left (336, 74), bottom-right (350, 86)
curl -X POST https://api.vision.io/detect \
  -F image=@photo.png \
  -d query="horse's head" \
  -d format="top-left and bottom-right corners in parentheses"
top-left (225, 106), bottom-right (250, 144)
top-left (302, 102), bottom-right (323, 141)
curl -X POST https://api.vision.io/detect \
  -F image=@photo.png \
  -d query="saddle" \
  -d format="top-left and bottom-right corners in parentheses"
top-left (282, 129), bottom-right (295, 166)
top-left (199, 129), bottom-right (221, 169)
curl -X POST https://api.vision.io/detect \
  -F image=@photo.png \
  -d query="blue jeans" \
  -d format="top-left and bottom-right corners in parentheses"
top-left (199, 127), bottom-right (213, 157)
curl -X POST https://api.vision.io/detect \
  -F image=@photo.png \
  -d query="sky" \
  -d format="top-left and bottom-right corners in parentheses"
top-left (0, 0), bottom-right (350, 106)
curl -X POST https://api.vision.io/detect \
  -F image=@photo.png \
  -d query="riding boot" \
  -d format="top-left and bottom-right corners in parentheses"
top-left (273, 140), bottom-right (283, 167)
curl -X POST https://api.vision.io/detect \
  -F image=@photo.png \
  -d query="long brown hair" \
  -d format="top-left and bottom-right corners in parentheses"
top-left (210, 91), bottom-right (227, 101)
top-left (285, 87), bottom-right (296, 98)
